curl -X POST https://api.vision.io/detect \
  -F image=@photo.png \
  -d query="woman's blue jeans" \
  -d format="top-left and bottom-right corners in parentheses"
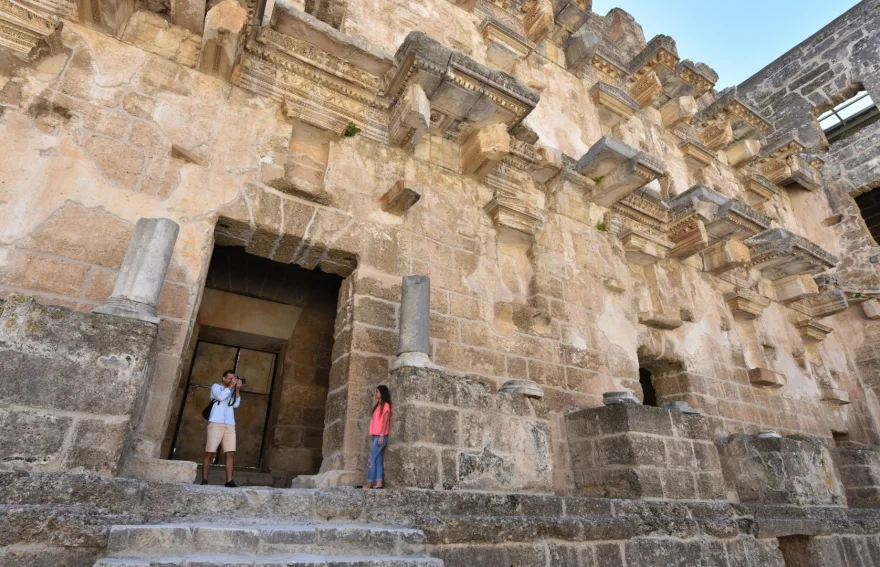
top-left (367, 435), bottom-right (388, 483)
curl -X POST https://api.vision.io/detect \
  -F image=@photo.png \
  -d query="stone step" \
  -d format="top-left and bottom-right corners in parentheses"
top-left (95, 553), bottom-right (443, 566)
top-left (106, 522), bottom-right (427, 557)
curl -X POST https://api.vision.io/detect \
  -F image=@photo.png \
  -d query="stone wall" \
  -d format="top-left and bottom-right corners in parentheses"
top-left (0, 296), bottom-right (157, 475)
top-left (385, 366), bottom-right (553, 491)
top-left (1, 0), bottom-right (880, 493)
top-left (566, 403), bottom-right (727, 500)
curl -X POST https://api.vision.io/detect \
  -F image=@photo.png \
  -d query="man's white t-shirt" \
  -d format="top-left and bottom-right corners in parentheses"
top-left (208, 384), bottom-right (241, 425)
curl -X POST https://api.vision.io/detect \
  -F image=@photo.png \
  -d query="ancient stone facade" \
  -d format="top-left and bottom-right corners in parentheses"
top-left (2, 0), bottom-right (880, 565)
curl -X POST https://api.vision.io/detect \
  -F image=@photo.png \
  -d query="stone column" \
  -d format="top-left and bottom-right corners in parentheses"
top-left (94, 218), bottom-right (180, 324)
top-left (391, 275), bottom-right (438, 370)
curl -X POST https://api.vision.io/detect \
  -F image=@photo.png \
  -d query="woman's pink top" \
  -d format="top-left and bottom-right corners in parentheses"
top-left (369, 403), bottom-right (391, 436)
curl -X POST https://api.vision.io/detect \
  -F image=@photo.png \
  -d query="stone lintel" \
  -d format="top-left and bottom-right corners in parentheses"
top-left (725, 287), bottom-right (771, 319)
top-left (620, 228), bottom-right (673, 265)
top-left (524, 0), bottom-right (554, 43)
top-left (638, 310), bottom-right (683, 330)
top-left (726, 139), bottom-right (762, 168)
top-left (381, 180), bottom-right (422, 215)
top-left (743, 228), bottom-right (838, 281)
top-left (388, 83), bottom-right (431, 150)
top-left (748, 367), bottom-right (786, 388)
top-left (660, 95), bottom-right (697, 128)
top-left (590, 81), bottom-right (639, 129)
top-left (703, 239), bottom-right (750, 275)
top-left (629, 71), bottom-right (663, 108)
top-left (863, 298), bottom-right (880, 320)
top-left (796, 318), bottom-right (832, 342)
top-left (679, 139), bottom-right (715, 169)
top-left (498, 379), bottom-right (544, 398)
top-left (461, 123), bottom-right (511, 179)
top-left (774, 274), bottom-right (819, 303)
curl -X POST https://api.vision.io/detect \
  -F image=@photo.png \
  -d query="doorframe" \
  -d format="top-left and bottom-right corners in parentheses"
top-left (167, 326), bottom-right (286, 471)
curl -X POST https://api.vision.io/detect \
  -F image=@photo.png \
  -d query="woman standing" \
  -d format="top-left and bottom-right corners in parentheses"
top-left (365, 385), bottom-right (392, 489)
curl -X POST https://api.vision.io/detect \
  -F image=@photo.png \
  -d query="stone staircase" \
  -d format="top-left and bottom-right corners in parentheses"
top-left (94, 521), bottom-right (443, 566)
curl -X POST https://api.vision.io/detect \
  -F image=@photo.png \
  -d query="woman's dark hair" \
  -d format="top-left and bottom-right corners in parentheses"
top-left (373, 385), bottom-right (391, 413)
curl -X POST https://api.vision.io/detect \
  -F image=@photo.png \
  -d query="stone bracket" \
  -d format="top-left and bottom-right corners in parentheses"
top-left (462, 123), bottom-right (511, 180)
top-left (590, 82), bottom-right (639, 129)
top-left (748, 367), bottom-right (786, 388)
top-left (743, 228), bottom-right (838, 281)
top-left (576, 135), bottom-right (666, 207)
top-left (796, 318), bottom-right (832, 342)
top-left (388, 83), bottom-right (431, 150)
top-left (725, 287), bottom-right (771, 319)
top-left (381, 179), bottom-right (422, 215)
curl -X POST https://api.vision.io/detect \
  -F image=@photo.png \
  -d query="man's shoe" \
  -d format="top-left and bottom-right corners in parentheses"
top-left (225, 480), bottom-right (237, 488)
top-left (200, 479), bottom-right (209, 485)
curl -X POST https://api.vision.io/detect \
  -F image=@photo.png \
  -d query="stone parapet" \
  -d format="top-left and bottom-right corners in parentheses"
top-left (0, 296), bottom-right (157, 476)
top-left (384, 366), bottom-right (552, 491)
top-left (718, 433), bottom-right (845, 506)
top-left (566, 403), bottom-right (727, 500)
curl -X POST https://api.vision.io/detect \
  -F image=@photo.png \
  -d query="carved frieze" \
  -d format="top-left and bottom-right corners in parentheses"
top-left (626, 34), bottom-right (679, 90)
top-left (0, 0), bottom-right (63, 62)
top-left (383, 32), bottom-right (539, 142)
top-left (743, 228), bottom-right (838, 281)
top-left (779, 154), bottom-right (822, 192)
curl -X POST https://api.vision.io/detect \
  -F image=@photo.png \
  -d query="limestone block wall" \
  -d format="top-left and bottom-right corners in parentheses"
top-left (0, 296), bottom-right (157, 475)
top-left (384, 366), bottom-right (552, 491)
top-left (833, 445), bottom-right (880, 509)
top-left (2, 0), bottom-right (880, 487)
top-left (718, 433), bottom-right (845, 506)
top-left (566, 403), bottom-right (726, 500)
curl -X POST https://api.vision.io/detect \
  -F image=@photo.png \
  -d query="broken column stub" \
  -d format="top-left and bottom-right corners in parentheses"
top-left (391, 275), bottom-right (438, 371)
top-left (93, 218), bottom-right (180, 324)
top-left (564, 28), bottom-right (599, 69)
top-left (576, 135), bottom-right (665, 207)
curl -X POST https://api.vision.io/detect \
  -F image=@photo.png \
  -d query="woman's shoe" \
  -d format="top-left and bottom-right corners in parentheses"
top-left (200, 479), bottom-right (209, 485)
top-left (225, 480), bottom-right (237, 488)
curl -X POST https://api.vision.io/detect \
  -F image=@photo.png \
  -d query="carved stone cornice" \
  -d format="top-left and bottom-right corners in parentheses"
top-left (485, 192), bottom-right (545, 238)
top-left (698, 88), bottom-right (771, 143)
top-left (676, 59), bottom-right (716, 98)
top-left (678, 139), bottom-right (715, 169)
top-left (745, 174), bottom-right (779, 206)
top-left (618, 226), bottom-right (674, 265)
top-left (590, 50), bottom-right (627, 83)
top-left (0, 0), bottom-right (63, 62)
top-left (626, 34), bottom-right (679, 87)
top-left (383, 31), bottom-right (539, 142)
top-left (725, 287), bottom-right (771, 319)
top-left (478, 15), bottom-right (535, 59)
top-left (576, 135), bottom-right (666, 207)
top-left (668, 185), bottom-right (770, 249)
top-left (795, 318), bottom-right (832, 342)
top-left (743, 228), bottom-right (838, 281)
top-left (779, 154), bottom-right (822, 192)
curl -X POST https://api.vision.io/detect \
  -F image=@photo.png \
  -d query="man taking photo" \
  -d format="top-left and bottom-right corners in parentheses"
top-left (201, 369), bottom-right (241, 487)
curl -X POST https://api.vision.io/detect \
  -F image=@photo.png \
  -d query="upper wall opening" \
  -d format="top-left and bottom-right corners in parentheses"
top-left (818, 90), bottom-right (879, 145)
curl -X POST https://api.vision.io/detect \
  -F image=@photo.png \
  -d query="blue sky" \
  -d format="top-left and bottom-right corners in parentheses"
top-left (591, 0), bottom-right (862, 88)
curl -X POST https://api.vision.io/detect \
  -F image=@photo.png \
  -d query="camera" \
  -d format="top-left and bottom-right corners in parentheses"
top-left (237, 377), bottom-right (247, 384)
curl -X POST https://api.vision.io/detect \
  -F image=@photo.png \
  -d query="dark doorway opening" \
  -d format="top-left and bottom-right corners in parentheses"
top-left (639, 368), bottom-right (657, 407)
top-left (164, 245), bottom-right (343, 486)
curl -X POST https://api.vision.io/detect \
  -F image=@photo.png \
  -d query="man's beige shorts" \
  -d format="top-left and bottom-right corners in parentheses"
top-left (206, 422), bottom-right (236, 453)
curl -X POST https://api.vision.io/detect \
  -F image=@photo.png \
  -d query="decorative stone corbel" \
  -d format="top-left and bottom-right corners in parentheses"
top-left (479, 17), bottom-right (535, 72)
top-left (0, 0), bottom-right (64, 65)
top-left (530, 142), bottom-right (564, 183)
top-left (524, 0), bottom-right (553, 43)
top-left (725, 287), bottom-right (771, 319)
top-left (743, 228), bottom-right (838, 281)
top-left (199, 0), bottom-right (248, 80)
top-left (748, 367), bottom-right (785, 388)
top-left (620, 228), bottom-right (674, 265)
top-left (678, 139), bottom-right (715, 169)
top-left (702, 239), bottom-right (750, 275)
top-left (461, 123), bottom-right (510, 180)
top-left (576, 135), bottom-right (666, 207)
top-left (779, 154), bottom-right (822, 192)
top-left (773, 274), bottom-right (819, 303)
top-left (726, 139), bottom-right (762, 168)
top-left (796, 319), bottom-right (832, 342)
top-left (381, 180), bottom-right (421, 215)
top-left (660, 96), bottom-right (697, 128)
top-left (388, 83), bottom-right (430, 151)
top-left (629, 71), bottom-right (663, 108)
top-left (484, 193), bottom-right (545, 240)
top-left (863, 298), bottom-right (880, 320)
top-left (744, 175), bottom-right (778, 206)
top-left (699, 122), bottom-right (734, 151)
top-left (590, 82), bottom-right (639, 129)
top-left (638, 310), bottom-right (683, 330)
top-left (804, 289), bottom-right (849, 319)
